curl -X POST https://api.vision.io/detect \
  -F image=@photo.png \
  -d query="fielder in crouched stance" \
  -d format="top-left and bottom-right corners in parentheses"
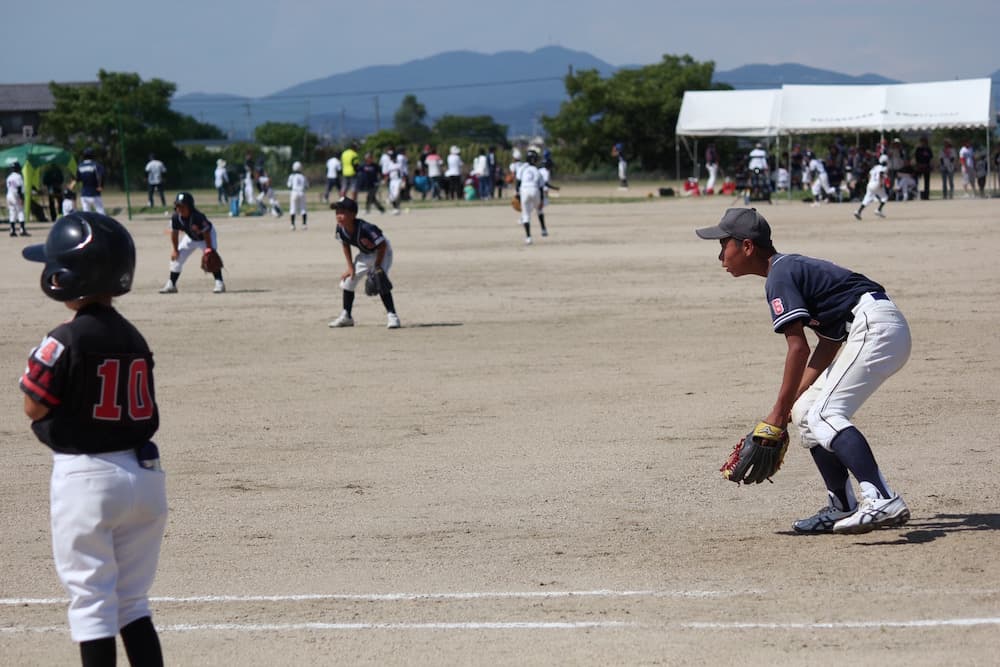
top-left (697, 208), bottom-right (911, 534)
top-left (20, 213), bottom-right (167, 666)
top-left (328, 196), bottom-right (400, 329)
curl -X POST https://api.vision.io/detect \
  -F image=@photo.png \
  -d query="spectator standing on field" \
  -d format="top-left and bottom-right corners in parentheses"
top-left (214, 159), bottom-right (229, 204)
top-left (424, 146), bottom-right (443, 200)
top-left (445, 146), bottom-right (463, 200)
top-left (959, 141), bottom-right (976, 197)
top-left (144, 154), bottom-right (167, 208)
top-left (913, 136), bottom-right (933, 200)
top-left (939, 140), bottom-right (955, 199)
top-left (76, 148), bottom-right (106, 215)
top-left (323, 153), bottom-right (342, 203)
top-left (42, 164), bottom-right (65, 222)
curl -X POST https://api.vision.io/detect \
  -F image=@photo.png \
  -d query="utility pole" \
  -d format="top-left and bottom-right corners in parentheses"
top-left (374, 96), bottom-right (380, 132)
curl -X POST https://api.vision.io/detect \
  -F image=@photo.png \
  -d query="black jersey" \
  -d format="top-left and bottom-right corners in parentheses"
top-left (20, 304), bottom-right (159, 454)
top-left (336, 218), bottom-right (387, 254)
top-left (765, 253), bottom-right (884, 341)
top-left (171, 207), bottom-right (213, 242)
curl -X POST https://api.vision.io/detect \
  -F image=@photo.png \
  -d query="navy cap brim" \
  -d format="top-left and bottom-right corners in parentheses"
top-left (695, 225), bottom-right (728, 240)
top-left (22, 244), bottom-right (47, 262)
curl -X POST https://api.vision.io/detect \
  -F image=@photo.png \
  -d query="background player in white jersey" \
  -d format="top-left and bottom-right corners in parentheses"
top-left (214, 159), bottom-right (229, 204)
top-left (323, 153), bottom-right (342, 203)
top-left (517, 147), bottom-right (547, 245)
top-left (256, 168), bottom-right (282, 217)
top-left (287, 161), bottom-right (309, 230)
top-left (386, 158), bottom-right (404, 215)
top-left (854, 154), bottom-right (890, 220)
top-left (6, 160), bottom-right (28, 236)
top-left (612, 142), bottom-right (628, 189)
top-left (807, 151), bottom-right (836, 204)
top-left (144, 153), bottom-right (167, 208)
top-left (20, 212), bottom-right (167, 666)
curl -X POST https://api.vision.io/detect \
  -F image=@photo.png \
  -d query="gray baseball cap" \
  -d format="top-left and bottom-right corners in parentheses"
top-left (695, 208), bottom-right (772, 246)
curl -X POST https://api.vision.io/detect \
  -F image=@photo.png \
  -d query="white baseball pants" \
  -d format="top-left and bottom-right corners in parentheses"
top-left (170, 227), bottom-right (219, 273)
top-left (519, 187), bottom-right (541, 224)
top-left (6, 194), bottom-right (24, 222)
top-left (289, 191), bottom-right (307, 215)
top-left (80, 196), bottom-right (106, 215)
top-left (340, 244), bottom-right (393, 292)
top-left (792, 292), bottom-right (911, 451)
top-left (50, 450), bottom-right (167, 641)
top-left (861, 184), bottom-right (887, 207)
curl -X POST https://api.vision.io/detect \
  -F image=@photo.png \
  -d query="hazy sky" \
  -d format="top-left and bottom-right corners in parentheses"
top-left (11, 0), bottom-right (997, 97)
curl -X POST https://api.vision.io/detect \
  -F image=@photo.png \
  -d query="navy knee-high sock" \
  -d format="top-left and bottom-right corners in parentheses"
top-left (120, 616), bottom-right (163, 667)
top-left (830, 427), bottom-right (892, 499)
top-left (810, 445), bottom-right (856, 511)
top-left (343, 289), bottom-right (355, 316)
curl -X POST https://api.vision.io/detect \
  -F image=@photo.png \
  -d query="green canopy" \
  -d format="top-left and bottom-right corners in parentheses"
top-left (0, 143), bottom-right (77, 222)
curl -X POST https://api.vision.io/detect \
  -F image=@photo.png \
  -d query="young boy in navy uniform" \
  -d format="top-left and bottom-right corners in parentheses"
top-left (696, 208), bottom-right (911, 534)
top-left (328, 196), bottom-right (400, 329)
top-left (20, 212), bottom-right (167, 666)
top-left (158, 191), bottom-right (225, 294)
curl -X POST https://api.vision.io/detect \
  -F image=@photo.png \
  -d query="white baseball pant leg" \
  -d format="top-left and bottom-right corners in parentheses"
top-left (6, 194), bottom-right (24, 222)
top-left (50, 451), bottom-right (167, 641)
top-left (792, 293), bottom-right (911, 451)
top-left (861, 184), bottom-right (887, 206)
top-left (289, 192), bottom-right (307, 216)
top-left (340, 245), bottom-right (393, 291)
top-left (170, 227), bottom-right (218, 273)
top-left (80, 196), bottom-right (106, 214)
top-left (706, 164), bottom-right (718, 192)
top-left (519, 188), bottom-right (541, 224)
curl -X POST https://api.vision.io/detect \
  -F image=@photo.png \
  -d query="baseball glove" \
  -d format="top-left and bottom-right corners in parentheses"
top-left (720, 422), bottom-right (789, 484)
top-left (364, 267), bottom-right (392, 297)
top-left (511, 194), bottom-right (522, 212)
top-left (201, 249), bottom-right (224, 274)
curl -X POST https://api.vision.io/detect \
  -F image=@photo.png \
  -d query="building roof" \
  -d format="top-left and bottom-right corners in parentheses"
top-left (0, 82), bottom-right (96, 112)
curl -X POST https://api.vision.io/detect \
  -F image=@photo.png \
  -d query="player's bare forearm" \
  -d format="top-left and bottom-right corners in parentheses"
top-left (797, 337), bottom-right (842, 398)
top-left (767, 322), bottom-right (810, 427)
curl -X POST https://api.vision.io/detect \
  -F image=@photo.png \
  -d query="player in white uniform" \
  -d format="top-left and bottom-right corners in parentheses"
top-left (287, 161), bottom-right (309, 230)
top-left (323, 154), bottom-right (342, 203)
top-left (256, 168), bottom-right (282, 217)
top-left (386, 159), bottom-right (403, 215)
top-left (144, 154), bottom-right (167, 208)
top-left (853, 155), bottom-right (889, 220)
top-left (517, 148), bottom-right (547, 245)
top-left (214, 159), bottom-right (229, 204)
top-left (6, 160), bottom-right (28, 236)
top-left (807, 151), bottom-right (836, 204)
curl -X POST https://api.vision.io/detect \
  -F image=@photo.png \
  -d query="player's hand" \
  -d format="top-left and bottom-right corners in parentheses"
top-left (170, 250), bottom-right (179, 261)
top-left (340, 268), bottom-right (355, 281)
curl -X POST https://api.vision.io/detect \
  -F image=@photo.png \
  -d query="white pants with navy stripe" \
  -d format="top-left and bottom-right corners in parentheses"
top-left (170, 228), bottom-right (219, 273)
top-left (792, 293), bottom-right (911, 450)
top-left (340, 244), bottom-right (393, 292)
top-left (50, 450), bottom-right (167, 641)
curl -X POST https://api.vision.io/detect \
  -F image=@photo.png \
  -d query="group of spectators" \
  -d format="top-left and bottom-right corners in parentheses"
top-left (701, 136), bottom-right (997, 202)
top-left (321, 144), bottom-right (512, 211)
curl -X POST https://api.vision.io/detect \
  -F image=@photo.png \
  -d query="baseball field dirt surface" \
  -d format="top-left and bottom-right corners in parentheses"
top-left (1, 186), bottom-right (997, 665)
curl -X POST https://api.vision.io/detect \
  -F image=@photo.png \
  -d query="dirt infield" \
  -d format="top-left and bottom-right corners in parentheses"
top-left (1, 187), bottom-right (998, 665)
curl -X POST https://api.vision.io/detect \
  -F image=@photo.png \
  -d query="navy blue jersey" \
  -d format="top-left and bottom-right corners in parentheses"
top-left (20, 304), bottom-right (159, 454)
top-left (171, 207), bottom-right (213, 241)
top-left (765, 254), bottom-right (884, 341)
top-left (76, 160), bottom-right (104, 196)
top-left (336, 218), bottom-right (386, 254)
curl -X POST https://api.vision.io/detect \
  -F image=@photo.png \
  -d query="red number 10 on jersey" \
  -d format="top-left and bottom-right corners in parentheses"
top-left (93, 358), bottom-right (155, 421)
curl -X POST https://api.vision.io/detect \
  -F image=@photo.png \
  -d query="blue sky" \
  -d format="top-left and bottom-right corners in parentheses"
top-left (12, 0), bottom-right (997, 97)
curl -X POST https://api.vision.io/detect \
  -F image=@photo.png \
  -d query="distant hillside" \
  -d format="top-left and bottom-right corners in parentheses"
top-left (171, 53), bottom-right (997, 142)
top-left (172, 46), bottom-right (615, 140)
top-left (714, 63), bottom-right (899, 88)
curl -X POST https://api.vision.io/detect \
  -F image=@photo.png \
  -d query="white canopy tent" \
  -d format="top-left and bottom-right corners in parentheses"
top-left (675, 78), bottom-right (996, 187)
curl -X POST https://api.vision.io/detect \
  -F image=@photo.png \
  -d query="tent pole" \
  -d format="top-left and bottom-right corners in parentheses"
top-left (115, 104), bottom-right (133, 221)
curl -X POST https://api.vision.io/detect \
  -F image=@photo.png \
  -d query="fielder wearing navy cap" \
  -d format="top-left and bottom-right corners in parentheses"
top-left (332, 196), bottom-right (358, 213)
top-left (696, 208), bottom-right (772, 248)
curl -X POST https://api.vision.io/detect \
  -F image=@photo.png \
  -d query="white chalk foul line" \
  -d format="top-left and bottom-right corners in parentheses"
top-left (683, 617), bottom-right (1000, 630)
top-left (0, 589), bottom-right (754, 606)
top-left (1, 621), bottom-right (633, 635)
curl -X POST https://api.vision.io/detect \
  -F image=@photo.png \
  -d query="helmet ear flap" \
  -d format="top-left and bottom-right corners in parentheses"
top-left (41, 267), bottom-right (81, 301)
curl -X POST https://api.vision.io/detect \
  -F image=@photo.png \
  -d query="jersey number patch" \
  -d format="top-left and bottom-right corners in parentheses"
top-left (93, 359), bottom-right (155, 421)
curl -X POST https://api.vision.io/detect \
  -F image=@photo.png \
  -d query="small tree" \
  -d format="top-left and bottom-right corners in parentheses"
top-left (393, 94), bottom-right (431, 144)
top-left (254, 122), bottom-right (320, 161)
top-left (432, 114), bottom-right (508, 146)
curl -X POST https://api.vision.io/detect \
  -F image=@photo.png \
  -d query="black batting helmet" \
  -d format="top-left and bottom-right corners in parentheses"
top-left (175, 191), bottom-right (195, 208)
top-left (22, 212), bottom-right (135, 302)
top-left (526, 148), bottom-right (540, 165)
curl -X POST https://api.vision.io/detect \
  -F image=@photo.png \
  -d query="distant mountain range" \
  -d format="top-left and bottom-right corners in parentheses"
top-left (169, 47), bottom-right (998, 140)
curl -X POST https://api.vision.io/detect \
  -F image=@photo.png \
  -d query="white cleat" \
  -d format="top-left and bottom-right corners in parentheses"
top-left (213, 280), bottom-right (226, 293)
top-left (793, 505), bottom-right (855, 534)
top-left (874, 210), bottom-right (886, 218)
top-left (328, 311), bottom-right (354, 328)
top-left (524, 237), bottom-right (533, 245)
top-left (833, 494), bottom-right (910, 534)
top-left (159, 282), bottom-right (177, 294)
top-left (387, 313), bottom-right (401, 329)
